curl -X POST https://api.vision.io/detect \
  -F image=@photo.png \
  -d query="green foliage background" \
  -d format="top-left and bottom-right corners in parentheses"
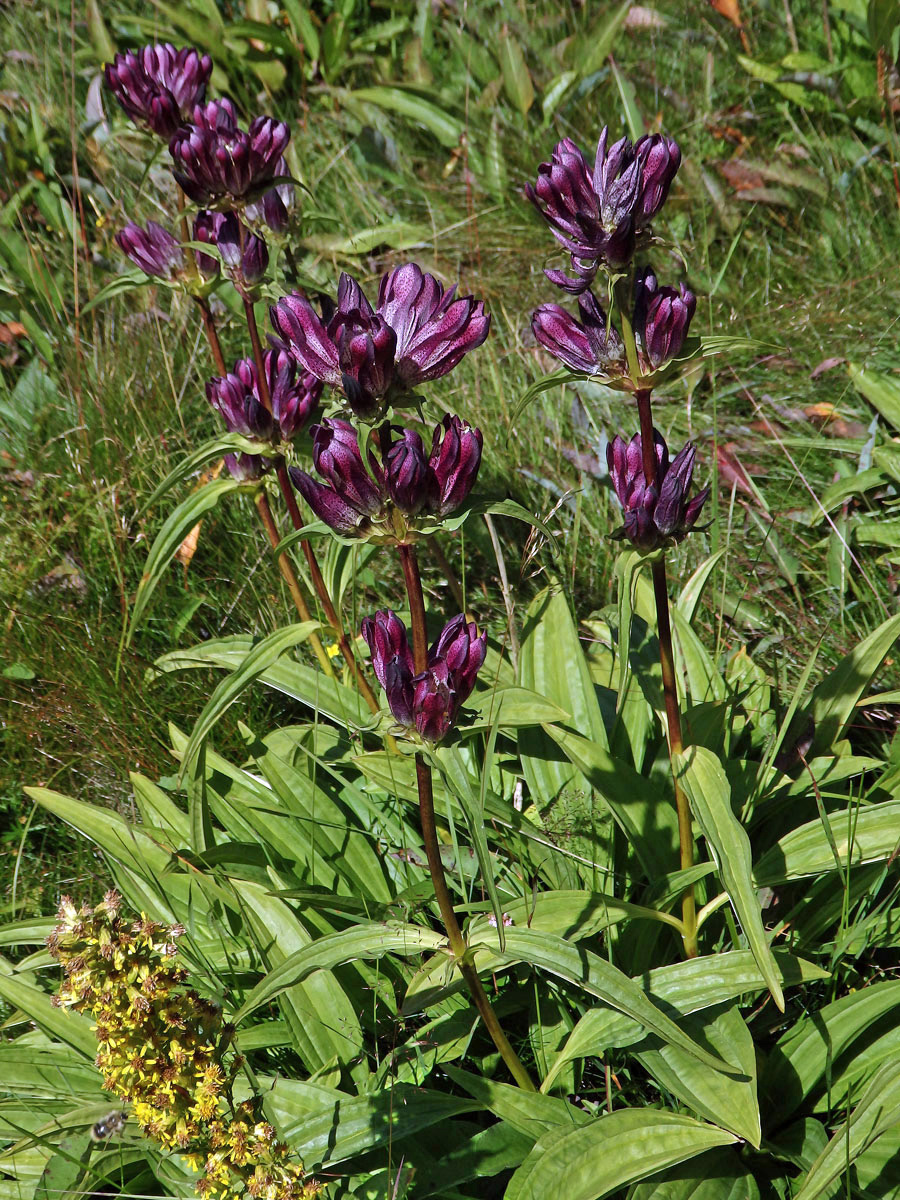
top-left (1, 1), bottom-right (900, 1198)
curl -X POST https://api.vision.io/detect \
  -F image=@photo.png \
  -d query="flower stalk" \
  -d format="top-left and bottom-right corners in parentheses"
top-left (397, 543), bottom-right (537, 1091)
top-left (632, 386), bottom-right (698, 958)
top-left (193, 294), bottom-right (332, 675)
top-left (238, 288), bottom-right (379, 712)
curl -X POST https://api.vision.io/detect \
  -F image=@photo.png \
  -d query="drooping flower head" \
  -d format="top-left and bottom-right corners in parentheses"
top-left (289, 414), bottom-right (481, 539)
top-left (271, 263), bottom-right (490, 421)
top-left (526, 127), bottom-right (681, 292)
top-left (607, 429), bottom-right (709, 551)
top-left (104, 44), bottom-right (212, 138)
top-left (115, 220), bottom-right (184, 280)
top-left (170, 98), bottom-right (290, 209)
top-left (361, 610), bottom-right (486, 741)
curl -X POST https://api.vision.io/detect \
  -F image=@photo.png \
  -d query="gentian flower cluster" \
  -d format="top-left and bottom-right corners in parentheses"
top-left (362, 610), bottom-right (486, 742)
top-left (289, 413), bottom-right (482, 539)
top-left (170, 98), bottom-right (290, 211)
top-left (106, 48), bottom-right (294, 302)
top-left (529, 120), bottom-right (707, 554)
top-left (105, 44), bottom-right (212, 138)
top-left (526, 128), bottom-right (681, 290)
top-left (532, 267), bottom-right (696, 386)
top-left (607, 430), bottom-right (709, 551)
top-left (206, 350), bottom-right (322, 481)
top-left (105, 39), bottom-right (492, 745)
top-left (48, 892), bottom-right (322, 1200)
top-left (271, 263), bottom-right (490, 421)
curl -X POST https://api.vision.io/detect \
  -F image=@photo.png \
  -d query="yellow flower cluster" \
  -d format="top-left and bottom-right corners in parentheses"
top-left (48, 891), bottom-right (323, 1200)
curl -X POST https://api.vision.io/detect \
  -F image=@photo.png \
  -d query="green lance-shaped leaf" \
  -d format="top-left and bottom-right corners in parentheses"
top-left (494, 929), bottom-right (741, 1075)
top-left (152, 636), bottom-right (371, 729)
top-left (234, 924), bottom-right (447, 1023)
top-left (754, 799), bottom-right (900, 884)
top-left (0, 966), bottom-right (95, 1060)
top-left (141, 433), bottom-right (270, 515)
top-left (505, 1108), bottom-right (737, 1200)
top-left (761, 979), bottom-right (900, 1125)
top-left (809, 611), bottom-right (900, 753)
top-left (543, 950), bottom-right (826, 1092)
top-left (442, 1066), bottom-right (590, 1138)
top-left (848, 360), bottom-right (900, 430)
top-left (0, 918), bottom-right (56, 948)
top-left (349, 86), bottom-right (464, 146)
top-left (229, 879), bottom-right (363, 1079)
top-left (276, 1086), bottom-right (481, 1169)
top-left (498, 28), bottom-right (534, 114)
top-left (630, 1146), bottom-right (762, 1200)
top-left (129, 477), bottom-right (242, 642)
top-left (575, 0), bottom-right (634, 75)
top-left (464, 685), bottom-right (570, 728)
top-left (792, 1060), bottom-right (900, 1200)
top-left (179, 622), bottom-right (320, 780)
top-left (637, 1003), bottom-right (761, 1147)
top-left (675, 746), bottom-right (784, 1012)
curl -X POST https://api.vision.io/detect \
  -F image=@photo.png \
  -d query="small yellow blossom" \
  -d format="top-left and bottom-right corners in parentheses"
top-left (48, 893), bottom-right (324, 1200)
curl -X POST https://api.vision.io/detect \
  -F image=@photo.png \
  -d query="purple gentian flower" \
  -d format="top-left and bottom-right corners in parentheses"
top-left (104, 44), bottom-right (212, 138)
top-left (607, 430), bottom-right (709, 551)
top-left (361, 611), bottom-right (486, 741)
top-left (206, 350), bottom-right (319, 444)
top-left (289, 413), bottom-right (482, 537)
top-left (290, 419), bottom-right (385, 536)
top-left (197, 210), bottom-right (268, 288)
top-left (115, 220), bottom-right (184, 280)
top-left (170, 98), bottom-right (291, 208)
top-left (633, 268), bottom-right (696, 369)
top-left (531, 290), bottom-right (624, 375)
top-left (526, 127), bottom-right (681, 290)
top-left (270, 263), bottom-right (490, 420)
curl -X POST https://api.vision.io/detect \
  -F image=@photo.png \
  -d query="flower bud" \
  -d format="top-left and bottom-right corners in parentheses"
top-left (638, 281), bottom-right (696, 369)
top-left (208, 211), bottom-right (269, 287)
top-left (634, 134), bottom-right (682, 225)
top-left (115, 220), bottom-right (183, 279)
top-left (428, 415), bottom-right (483, 516)
top-left (206, 361), bottom-right (274, 440)
top-left (311, 419), bottom-right (383, 516)
top-left (360, 610), bottom-right (415, 726)
top-left (607, 430), bottom-right (709, 551)
top-left (361, 611), bottom-right (485, 741)
top-left (531, 290), bottom-right (624, 376)
top-left (383, 428), bottom-right (432, 516)
top-left (191, 211), bottom-right (221, 279)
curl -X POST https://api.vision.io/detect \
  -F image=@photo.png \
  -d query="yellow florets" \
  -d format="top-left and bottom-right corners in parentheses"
top-left (48, 892), bottom-right (324, 1200)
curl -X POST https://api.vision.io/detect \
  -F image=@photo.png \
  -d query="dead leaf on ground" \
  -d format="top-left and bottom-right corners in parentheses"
top-left (709, 0), bottom-right (751, 49)
top-left (810, 356), bottom-right (846, 379)
top-left (0, 321), bottom-right (26, 345)
top-left (33, 555), bottom-right (88, 601)
top-left (176, 459), bottom-right (224, 575)
top-left (717, 442), bottom-right (760, 500)
top-left (625, 6), bottom-right (668, 29)
top-left (755, 353), bottom-right (803, 371)
top-left (803, 403), bottom-right (867, 438)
